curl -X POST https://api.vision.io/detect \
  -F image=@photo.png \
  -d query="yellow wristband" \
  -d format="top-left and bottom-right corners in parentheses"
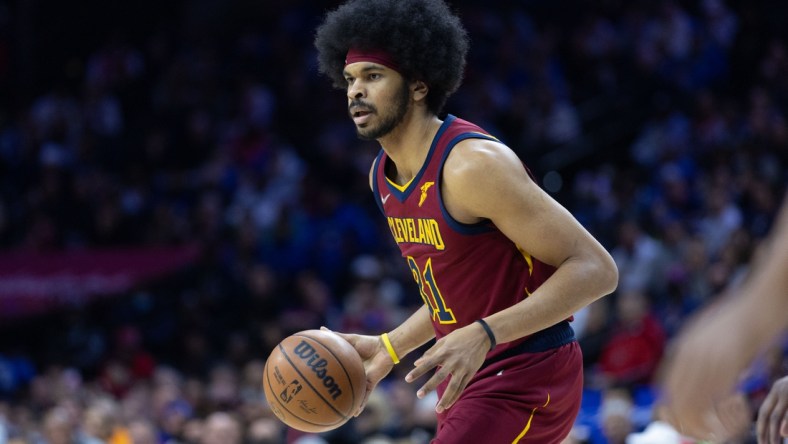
top-left (380, 332), bottom-right (400, 364)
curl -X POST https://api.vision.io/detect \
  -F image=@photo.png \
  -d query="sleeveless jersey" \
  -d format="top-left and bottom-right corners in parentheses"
top-left (372, 115), bottom-right (557, 361)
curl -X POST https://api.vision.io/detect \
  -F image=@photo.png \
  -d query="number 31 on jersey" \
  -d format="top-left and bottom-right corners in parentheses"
top-left (407, 256), bottom-right (456, 324)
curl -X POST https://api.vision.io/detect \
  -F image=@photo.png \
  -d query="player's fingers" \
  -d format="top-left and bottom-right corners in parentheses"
top-left (321, 326), bottom-right (355, 345)
top-left (355, 394), bottom-right (370, 417)
top-left (436, 372), bottom-right (469, 413)
top-left (354, 381), bottom-right (375, 417)
top-left (406, 355), bottom-right (440, 383)
top-left (417, 367), bottom-right (450, 399)
top-left (767, 400), bottom-right (788, 444)
top-left (413, 342), bottom-right (440, 366)
top-left (757, 390), bottom-right (777, 444)
top-left (323, 327), bottom-right (383, 360)
top-left (320, 326), bottom-right (366, 351)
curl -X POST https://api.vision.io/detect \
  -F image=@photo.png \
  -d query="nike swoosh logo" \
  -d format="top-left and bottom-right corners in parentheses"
top-left (381, 193), bottom-right (391, 204)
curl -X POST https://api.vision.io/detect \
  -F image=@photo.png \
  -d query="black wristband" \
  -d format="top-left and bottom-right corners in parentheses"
top-left (475, 319), bottom-right (496, 351)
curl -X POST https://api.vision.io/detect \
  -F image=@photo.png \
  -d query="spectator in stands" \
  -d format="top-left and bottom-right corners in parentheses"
top-left (598, 289), bottom-right (666, 388)
top-left (201, 412), bottom-right (243, 444)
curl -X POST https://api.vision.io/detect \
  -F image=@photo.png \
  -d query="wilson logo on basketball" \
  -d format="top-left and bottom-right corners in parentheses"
top-left (293, 340), bottom-right (344, 400)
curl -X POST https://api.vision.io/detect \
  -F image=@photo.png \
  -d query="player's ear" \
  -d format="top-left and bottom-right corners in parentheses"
top-left (412, 80), bottom-right (429, 102)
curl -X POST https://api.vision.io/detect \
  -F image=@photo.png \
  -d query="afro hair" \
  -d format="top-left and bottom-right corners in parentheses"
top-left (314, 0), bottom-right (469, 115)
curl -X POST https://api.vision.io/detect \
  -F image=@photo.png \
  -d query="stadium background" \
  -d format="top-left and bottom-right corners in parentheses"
top-left (0, 0), bottom-right (785, 443)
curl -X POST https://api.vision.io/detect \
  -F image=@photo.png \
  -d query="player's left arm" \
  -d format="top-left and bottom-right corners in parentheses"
top-left (449, 139), bottom-right (619, 343)
top-left (406, 138), bottom-right (618, 412)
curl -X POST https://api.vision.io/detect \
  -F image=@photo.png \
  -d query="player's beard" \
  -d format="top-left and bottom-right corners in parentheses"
top-left (353, 81), bottom-right (410, 141)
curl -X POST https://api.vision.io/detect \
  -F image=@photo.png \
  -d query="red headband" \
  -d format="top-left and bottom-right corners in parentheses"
top-left (345, 48), bottom-right (401, 72)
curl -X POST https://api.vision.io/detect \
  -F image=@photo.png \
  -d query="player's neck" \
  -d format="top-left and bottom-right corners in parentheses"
top-left (378, 111), bottom-right (442, 184)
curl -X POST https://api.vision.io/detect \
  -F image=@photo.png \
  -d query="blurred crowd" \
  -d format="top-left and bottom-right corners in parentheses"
top-left (0, 0), bottom-right (786, 443)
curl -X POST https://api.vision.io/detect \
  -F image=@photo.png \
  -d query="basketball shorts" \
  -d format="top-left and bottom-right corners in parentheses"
top-left (431, 341), bottom-right (583, 444)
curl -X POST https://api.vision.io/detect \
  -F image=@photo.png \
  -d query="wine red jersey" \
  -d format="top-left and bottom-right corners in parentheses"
top-left (372, 115), bottom-right (557, 360)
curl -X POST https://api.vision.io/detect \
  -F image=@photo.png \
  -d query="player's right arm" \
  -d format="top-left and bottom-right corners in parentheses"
top-left (342, 164), bottom-right (435, 411)
top-left (328, 291), bottom-right (435, 416)
top-left (384, 304), bottom-right (436, 360)
top-left (660, 198), bottom-right (788, 441)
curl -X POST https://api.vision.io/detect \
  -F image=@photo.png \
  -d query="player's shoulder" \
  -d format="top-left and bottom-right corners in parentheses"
top-left (445, 137), bottom-right (521, 178)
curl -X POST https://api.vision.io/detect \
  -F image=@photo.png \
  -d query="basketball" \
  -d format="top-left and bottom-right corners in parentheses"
top-left (263, 329), bottom-right (366, 433)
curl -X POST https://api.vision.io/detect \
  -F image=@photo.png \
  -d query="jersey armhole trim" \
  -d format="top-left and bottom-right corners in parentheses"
top-left (437, 133), bottom-right (500, 235)
top-left (371, 150), bottom-right (386, 216)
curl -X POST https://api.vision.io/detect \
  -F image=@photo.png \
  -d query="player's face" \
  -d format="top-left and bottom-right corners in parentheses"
top-left (344, 62), bottom-right (410, 140)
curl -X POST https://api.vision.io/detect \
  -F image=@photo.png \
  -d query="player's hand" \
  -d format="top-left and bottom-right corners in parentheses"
top-left (321, 327), bottom-right (394, 416)
top-left (757, 375), bottom-right (788, 444)
top-left (658, 300), bottom-right (753, 441)
top-left (404, 322), bottom-right (489, 413)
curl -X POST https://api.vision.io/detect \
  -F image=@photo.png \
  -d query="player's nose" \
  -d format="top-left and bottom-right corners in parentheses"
top-left (347, 80), bottom-right (365, 100)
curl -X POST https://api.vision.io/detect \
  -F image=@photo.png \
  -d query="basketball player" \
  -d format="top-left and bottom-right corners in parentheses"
top-left (660, 198), bottom-right (788, 443)
top-left (314, 1), bottom-right (618, 442)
